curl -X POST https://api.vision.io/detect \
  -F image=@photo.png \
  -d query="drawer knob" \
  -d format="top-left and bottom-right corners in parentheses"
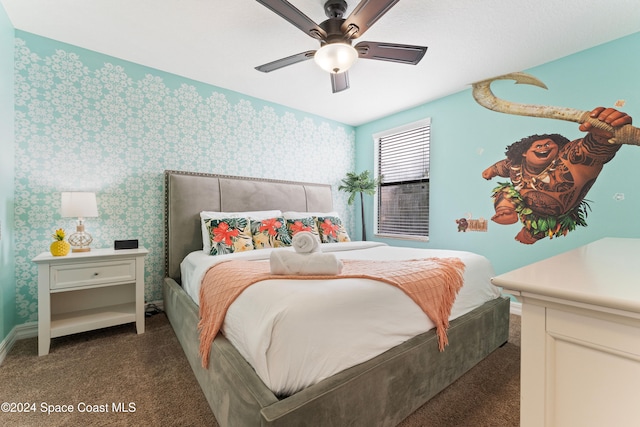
top-left (93, 272), bottom-right (99, 276)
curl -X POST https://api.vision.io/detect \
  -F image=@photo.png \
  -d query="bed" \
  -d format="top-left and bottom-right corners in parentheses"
top-left (163, 170), bottom-right (510, 427)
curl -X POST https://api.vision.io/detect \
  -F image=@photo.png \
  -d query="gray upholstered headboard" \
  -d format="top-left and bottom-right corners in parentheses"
top-left (164, 170), bottom-right (333, 284)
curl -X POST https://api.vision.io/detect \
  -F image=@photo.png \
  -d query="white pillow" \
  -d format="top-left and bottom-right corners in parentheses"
top-left (201, 210), bottom-right (282, 253)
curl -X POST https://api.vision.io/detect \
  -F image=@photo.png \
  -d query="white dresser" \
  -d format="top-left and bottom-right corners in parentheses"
top-left (492, 238), bottom-right (640, 427)
top-left (33, 247), bottom-right (148, 356)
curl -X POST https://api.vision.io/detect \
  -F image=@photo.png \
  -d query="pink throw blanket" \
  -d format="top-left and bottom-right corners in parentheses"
top-left (198, 257), bottom-right (465, 368)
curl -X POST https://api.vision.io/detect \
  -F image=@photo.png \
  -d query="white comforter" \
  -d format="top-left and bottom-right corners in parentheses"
top-left (181, 241), bottom-right (501, 396)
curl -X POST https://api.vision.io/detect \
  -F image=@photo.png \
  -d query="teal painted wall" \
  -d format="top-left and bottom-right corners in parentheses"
top-left (355, 32), bottom-right (640, 275)
top-left (6, 27), bottom-right (640, 330)
top-left (0, 4), bottom-right (16, 343)
top-left (12, 32), bottom-right (355, 325)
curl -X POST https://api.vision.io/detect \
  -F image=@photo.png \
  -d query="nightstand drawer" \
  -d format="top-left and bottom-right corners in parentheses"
top-left (50, 259), bottom-right (136, 290)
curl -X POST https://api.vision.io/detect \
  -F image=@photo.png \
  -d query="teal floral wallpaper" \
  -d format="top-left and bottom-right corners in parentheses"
top-left (13, 34), bottom-right (355, 324)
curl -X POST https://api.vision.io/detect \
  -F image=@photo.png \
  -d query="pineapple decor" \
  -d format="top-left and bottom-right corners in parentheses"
top-left (50, 228), bottom-right (71, 256)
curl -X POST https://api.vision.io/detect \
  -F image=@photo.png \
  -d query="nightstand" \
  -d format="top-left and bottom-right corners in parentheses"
top-left (33, 247), bottom-right (148, 356)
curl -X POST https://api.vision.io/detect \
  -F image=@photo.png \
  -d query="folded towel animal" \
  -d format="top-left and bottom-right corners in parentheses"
top-left (292, 231), bottom-right (321, 254)
top-left (270, 250), bottom-right (343, 275)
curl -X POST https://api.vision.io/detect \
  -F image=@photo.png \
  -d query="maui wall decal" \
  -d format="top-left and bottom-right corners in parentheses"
top-left (472, 72), bottom-right (640, 244)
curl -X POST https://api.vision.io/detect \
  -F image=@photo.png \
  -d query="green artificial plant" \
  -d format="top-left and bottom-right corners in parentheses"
top-left (338, 170), bottom-right (382, 241)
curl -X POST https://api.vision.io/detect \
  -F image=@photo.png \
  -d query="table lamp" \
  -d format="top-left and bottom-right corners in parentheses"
top-left (61, 192), bottom-right (99, 252)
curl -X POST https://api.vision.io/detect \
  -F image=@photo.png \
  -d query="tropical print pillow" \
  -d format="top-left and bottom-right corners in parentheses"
top-left (285, 217), bottom-right (320, 239)
top-left (250, 216), bottom-right (291, 249)
top-left (316, 215), bottom-right (351, 243)
top-left (204, 217), bottom-right (254, 255)
top-left (200, 210), bottom-right (282, 253)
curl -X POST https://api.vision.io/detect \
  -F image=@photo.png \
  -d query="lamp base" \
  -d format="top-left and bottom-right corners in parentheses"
top-left (68, 221), bottom-right (94, 253)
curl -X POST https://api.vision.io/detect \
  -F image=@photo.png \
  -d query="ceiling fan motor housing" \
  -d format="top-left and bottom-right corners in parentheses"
top-left (319, 16), bottom-right (352, 46)
top-left (324, 0), bottom-right (348, 19)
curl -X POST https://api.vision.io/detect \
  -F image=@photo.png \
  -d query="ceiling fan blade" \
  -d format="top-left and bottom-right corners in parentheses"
top-left (256, 0), bottom-right (327, 40)
top-left (331, 71), bottom-right (350, 93)
top-left (355, 41), bottom-right (427, 65)
top-left (341, 0), bottom-right (400, 39)
top-left (255, 51), bottom-right (316, 73)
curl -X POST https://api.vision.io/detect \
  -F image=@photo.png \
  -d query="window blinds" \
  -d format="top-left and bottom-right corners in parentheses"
top-left (376, 120), bottom-right (430, 238)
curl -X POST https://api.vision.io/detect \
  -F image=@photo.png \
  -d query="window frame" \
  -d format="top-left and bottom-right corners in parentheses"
top-left (372, 118), bottom-right (430, 242)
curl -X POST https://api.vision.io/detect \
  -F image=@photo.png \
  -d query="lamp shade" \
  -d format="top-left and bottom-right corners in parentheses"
top-left (61, 192), bottom-right (99, 218)
top-left (314, 43), bottom-right (358, 74)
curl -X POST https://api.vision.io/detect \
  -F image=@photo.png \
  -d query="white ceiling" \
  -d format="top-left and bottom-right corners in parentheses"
top-left (2, 0), bottom-right (640, 126)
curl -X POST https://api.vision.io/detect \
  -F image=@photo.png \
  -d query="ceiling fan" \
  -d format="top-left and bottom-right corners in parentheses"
top-left (255, 0), bottom-right (428, 93)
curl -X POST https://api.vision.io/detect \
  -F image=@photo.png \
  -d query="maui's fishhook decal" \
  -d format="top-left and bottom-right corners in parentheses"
top-left (472, 72), bottom-right (640, 146)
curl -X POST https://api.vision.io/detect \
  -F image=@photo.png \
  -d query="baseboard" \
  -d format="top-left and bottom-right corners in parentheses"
top-left (148, 299), bottom-right (164, 309)
top-left (0, 328), bottom-right (16, 366)
top-left (15, 321), bottom-right (38, 339)
top-left (0, 321), bottom-right (37, 366)
top-left (509, 301), bottom-right (522, 316)
top-left (146, 299), bottom-right (164, 313)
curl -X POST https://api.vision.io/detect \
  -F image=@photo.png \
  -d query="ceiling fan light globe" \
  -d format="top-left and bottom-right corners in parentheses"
top-left (314, 43), bottom-right (358, 74)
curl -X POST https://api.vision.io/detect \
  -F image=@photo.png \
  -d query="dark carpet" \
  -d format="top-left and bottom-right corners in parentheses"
top-left (0, 313), bottom-right (520, 426)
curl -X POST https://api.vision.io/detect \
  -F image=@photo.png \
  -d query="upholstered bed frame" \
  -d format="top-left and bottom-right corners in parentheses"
top-left (163, 169), bottom-right (510, 426)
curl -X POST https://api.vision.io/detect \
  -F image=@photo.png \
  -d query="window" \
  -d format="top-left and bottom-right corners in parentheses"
top-left (373, 118), bottom-right (430, 240)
